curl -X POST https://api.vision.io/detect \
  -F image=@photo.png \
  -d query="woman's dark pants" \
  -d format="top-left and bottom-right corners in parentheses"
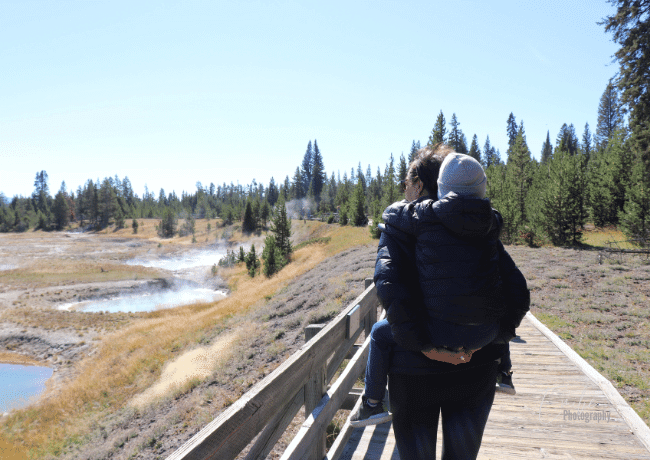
top-left (388, 362), bottom-right (497, 460)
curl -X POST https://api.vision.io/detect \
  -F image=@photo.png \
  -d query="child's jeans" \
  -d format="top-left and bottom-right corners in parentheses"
top-left (364, 318), bottom-right (513, 401)
top-left (364, 319), bottom-right (393, 402)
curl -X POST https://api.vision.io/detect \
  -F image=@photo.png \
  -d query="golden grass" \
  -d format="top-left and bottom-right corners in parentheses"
top-left (1, 263), bottom-right (159, 286)
top-left (0, 221), bottom-right (373, 458)
top-left (0, 352), bottom-right (42, 366)
top-left (581, 226), bottom-right (638, 250)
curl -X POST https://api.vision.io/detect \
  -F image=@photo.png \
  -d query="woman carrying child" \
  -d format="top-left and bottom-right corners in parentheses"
top-left (351, 143), bottom-right (530, 459)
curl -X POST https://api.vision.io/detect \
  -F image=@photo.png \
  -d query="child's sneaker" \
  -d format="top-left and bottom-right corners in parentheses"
top-left (349, 395), bottom-right (392, 427)
top-left (496, 371), bottom-right (516, 395)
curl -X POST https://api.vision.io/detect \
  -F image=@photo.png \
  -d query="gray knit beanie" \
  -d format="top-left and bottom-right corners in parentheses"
top-left (437, 153), bottom-right (487, 200)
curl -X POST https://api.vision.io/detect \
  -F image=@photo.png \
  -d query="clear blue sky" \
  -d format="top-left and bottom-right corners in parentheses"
top-left (1, 0), bottom-right (620, 199)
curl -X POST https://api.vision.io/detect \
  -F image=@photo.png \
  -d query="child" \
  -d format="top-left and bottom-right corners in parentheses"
top-left (350, 149), bottom-right (528, 427)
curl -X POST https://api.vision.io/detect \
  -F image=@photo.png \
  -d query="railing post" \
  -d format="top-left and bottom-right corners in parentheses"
top-left (304, 325), bottom-right (327, 459)
top-left (364, 279), bottom-right (376, 338)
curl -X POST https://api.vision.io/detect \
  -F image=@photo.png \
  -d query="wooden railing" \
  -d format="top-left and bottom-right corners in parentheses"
top-left (167, 278), bottom-right (378, 460)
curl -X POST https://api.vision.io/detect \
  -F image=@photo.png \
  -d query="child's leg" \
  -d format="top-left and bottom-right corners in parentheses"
top-left (497, 342), bottom-right (512, 374)
top-left (496, 342), bottom-right (516, 395)
top-left (364, 318), bottom-right (394, 402)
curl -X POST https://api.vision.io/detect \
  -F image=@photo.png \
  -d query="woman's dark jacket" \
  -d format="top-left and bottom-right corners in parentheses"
top-left (374, 194), bottom-right (530, 375)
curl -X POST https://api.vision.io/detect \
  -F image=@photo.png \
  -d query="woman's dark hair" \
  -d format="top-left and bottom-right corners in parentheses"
top-left (407, 142), bottom-right (455, 197)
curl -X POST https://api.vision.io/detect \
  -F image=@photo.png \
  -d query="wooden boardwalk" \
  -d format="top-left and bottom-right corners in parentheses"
top-left (335, 314), bottom-right (650, 460)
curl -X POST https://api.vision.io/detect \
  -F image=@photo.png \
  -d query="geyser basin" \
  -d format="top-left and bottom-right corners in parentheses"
top-left (58, 288), bottom-right (228, 313)
top-left (0, 363), bottom-right (53, 413)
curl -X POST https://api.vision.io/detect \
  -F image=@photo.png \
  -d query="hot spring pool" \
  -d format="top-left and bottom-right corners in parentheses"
top-left (0, 363), bottom-right (53, 413)
top-left (58, 288), bottom-right (228, 313)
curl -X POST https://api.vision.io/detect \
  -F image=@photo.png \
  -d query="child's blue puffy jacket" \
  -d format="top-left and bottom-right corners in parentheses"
top-left (374, 194), bottom-right (530, 374)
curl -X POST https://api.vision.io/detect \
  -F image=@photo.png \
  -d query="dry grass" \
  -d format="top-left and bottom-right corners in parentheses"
top-left (0, 307), bottom-right (138, 333)
top-left (581, 225), bottom-right (639, 250)
top-left (0, 220), bottom-right (374, 458)
top-left (0, 352), bottom-right (42, 366)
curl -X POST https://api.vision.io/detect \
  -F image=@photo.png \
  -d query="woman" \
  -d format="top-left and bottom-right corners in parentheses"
top-left (374, 143), bottom-right (529, 459)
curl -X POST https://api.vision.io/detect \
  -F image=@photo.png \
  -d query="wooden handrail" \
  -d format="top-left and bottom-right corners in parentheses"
top-left (166, 279), bottom-right (378, 460)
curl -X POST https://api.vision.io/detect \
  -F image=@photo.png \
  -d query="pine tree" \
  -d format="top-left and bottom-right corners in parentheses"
top-left (301, 141), bottom-right (313, 194)
top-left (620, 156), bottom-right (650, 247)
top-left (595, 81), bottom-right (623, 148)
top-left (540, 131), bottom-right (553, 164)
top-left (501, 124), bottom-right (533, 242)
top-left (409, 140), bottom-right (420, 163)
top-left (99, 177), bottom-right (117, 228)
top-left (397, 154), bottom-right (408, 184)
top-left (310, 140), bottom-right (326, 202)
top-left (356, 162), bottom-right (366, 195)
top-left (600, 2), bottom-right (650, 155)
top-left (428, 111), bottom-right (447, 145)
top-left (262, 235), bottom-right (284, 277)
top-left (52, 182), bottom-right (70, 231)
top-left (528, 148), bottom-right (584, 245)
top-left (458, 133), bottom-right (468, 154)
top-left (270, 196), bottom-right (292, 260)
top-left (556, 123), bottom-right (579, 155)
top-left (348, 178), bottom-right (367, 226)
top-left (448, 113), bottom-right (462, 152)
top-left (158, 208), bottom-right (177, 237)
top-left (506, 113), bottom-right (518, 148)
top-left (291, 167), bottom-right (304, 199)
top-left (484, 135), bottom-right (500, 167)
top-left (132, 219), bottom-right (139, 234)
top-left (242, 200), bottom-right (255, 232)
top-left (267, 177), bottom-right (279, 207)
top-left (468, 134), bottom-right (481, 164)
top-left (587, 128), bottom-right (632, 226)
top-left (246, 244), bottom-right (260, 277)
top-left (601, 2), bottom-right (650, 231)
top-left (32, 170), bottom-right (50, 215)
top-left (382, 153), bottom-right (399, 207)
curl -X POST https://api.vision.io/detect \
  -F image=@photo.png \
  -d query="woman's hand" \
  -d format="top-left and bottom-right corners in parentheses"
top-left (422, 348), bottom-right (471, 365)
top-left (421, 347), bottom-right (481, 365)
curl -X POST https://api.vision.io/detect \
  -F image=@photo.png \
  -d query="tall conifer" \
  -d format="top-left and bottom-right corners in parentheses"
top-left (428, 111), bottom-right (447, 145)
top-left (540, 131), bottom-right (553, 164)
top-left (468, 134), bottom-right (481, 164)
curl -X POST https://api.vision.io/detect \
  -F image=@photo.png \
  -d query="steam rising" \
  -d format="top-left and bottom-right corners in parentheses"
top-left (125, 248), bottom-right (229, 271)
top-left (284, 198), bottom-right (317, 219)
top-left (58, 288), bottom-right (228, 313)
top-left (60, 247), bottom-right (234, 313)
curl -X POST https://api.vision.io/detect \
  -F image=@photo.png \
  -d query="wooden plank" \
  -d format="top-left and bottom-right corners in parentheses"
top-left (166, 283), bottom-right (377, 460)
top-left (346, 304), bottom-right (361, 340)
top-left (243, 388), bottom-right (305, 460)
top-left (328, 310), bottom-right (387, 460)
top-left (325, 395), bottom-right (362, 460)
top-left (526, 312), bottom-right (650, 453)
top-left (305, 324), bottom-right (325, 342)
top-left (337, 423), bottom-right (398, 460)
top-left (304, 364), bottom-right (327, 459)
top-left (326, 323), bottom-right (365, 384)
top-left (282, 334), bottom-right (372, 460)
